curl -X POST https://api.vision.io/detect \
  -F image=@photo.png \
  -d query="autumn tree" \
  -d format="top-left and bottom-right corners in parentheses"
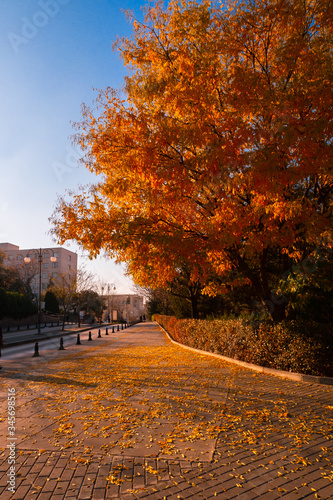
top-left (78, 290), bottom-right (106, 323)
top-left (0, 250), bottom-right (36, 296)
top-left (51, 0), bottom-right (333, 322)
top-left (48, 273), bottom-right (77, 330)
top-left (72, 266), bottom-right (98, 326)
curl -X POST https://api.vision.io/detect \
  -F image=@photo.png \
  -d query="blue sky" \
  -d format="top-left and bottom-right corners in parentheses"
top-left (0, 0), bottom-right (147, 293)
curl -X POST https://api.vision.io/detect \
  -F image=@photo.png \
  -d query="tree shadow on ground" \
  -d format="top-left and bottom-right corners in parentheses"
top-left (0, 371), bottom-right (97, 388)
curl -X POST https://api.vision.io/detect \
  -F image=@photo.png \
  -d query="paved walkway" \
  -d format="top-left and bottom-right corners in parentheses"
top-left (0, 322), bottom-right (332, 499)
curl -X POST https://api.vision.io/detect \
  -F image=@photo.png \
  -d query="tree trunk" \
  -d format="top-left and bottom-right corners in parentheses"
top-left (230, 247), bottom-right (287, 323)
top-left (270, 301), bottom-right (286, 322)
top-left (263, 295), bottom-right (286, 323)
top-left (191, 295), bottom-right (199, 319)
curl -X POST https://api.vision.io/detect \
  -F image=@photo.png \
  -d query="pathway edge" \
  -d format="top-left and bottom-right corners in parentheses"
top-left (156, 321), bottom-right (333, 386)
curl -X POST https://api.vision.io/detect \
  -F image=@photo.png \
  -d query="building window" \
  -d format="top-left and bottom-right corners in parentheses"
top-left (52, 272), bottom-right (57, 278)
top-left (68, 265), bottom-right (71, 270)
top-left (54, 252), bottom-right (58, 258)
top-left (43, 263), bottom-right (49, 269)
top-left (17, 254), bottom-right (22, 260)
top-left (68, 255), bottom-right (71, 261)
top-left (52, 262), bottom-right (58, 268)
top-left (42, 273), bottom-right (48, 279)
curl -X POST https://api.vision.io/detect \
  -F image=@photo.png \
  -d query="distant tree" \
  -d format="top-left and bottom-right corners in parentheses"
top-left (48, 273), bottom-right (76, 330)
top-left (44, 290), bottom-right (60, 314)
top-left (0, 251), bottom-right (24, 293)
top-left (0, 252), bottom-right (37, 320)
top-left (0, 250), bottom-right (39, 297)
top-left (72, 267), bottom-right (97, 326)
top-left (78, 289), bottom-right (106, 323)
top-left (16, 260), bottom-right (39, 298)
top-left (0, 288), bottom-right (8, 320)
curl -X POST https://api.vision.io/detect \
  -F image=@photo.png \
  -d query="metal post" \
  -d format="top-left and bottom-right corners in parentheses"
top-left (76, 334), bottom-right (81, 345)
top-left (24, 248), bottom-right (57, 335)
top-left (88, 331), bottom-right (92, 341)
top-left (107, 283), bottom-right (110, 323)
top-left (38, 249), bottom-right (42, 334)
top-left (58, 337), bottom-right (65, 350)
top-left (33, 342), bottom-right (39, 357)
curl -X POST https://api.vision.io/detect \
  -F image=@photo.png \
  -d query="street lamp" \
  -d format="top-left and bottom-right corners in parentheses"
top-left (24, 248), bottom-right (57, 334)
top-left (126, 295), bottom-right (130, 325)
top-left (107, 283), bottom-right (116, 322)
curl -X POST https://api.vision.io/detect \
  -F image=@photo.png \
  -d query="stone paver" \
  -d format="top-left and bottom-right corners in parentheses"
top-left (0, 322), bottom-right (332, 499)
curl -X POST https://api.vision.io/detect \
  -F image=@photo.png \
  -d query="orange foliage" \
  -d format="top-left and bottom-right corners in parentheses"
top-left (50, 0), bottom-right (333, 321)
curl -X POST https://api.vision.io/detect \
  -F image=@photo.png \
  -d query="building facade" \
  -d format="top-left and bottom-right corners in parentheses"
top-left (0, 242), bottom-right (77, 296)
top-left (100, 293), bottom-right (145, 323)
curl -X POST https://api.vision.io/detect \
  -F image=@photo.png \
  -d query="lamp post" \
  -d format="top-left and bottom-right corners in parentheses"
top-left (126, 295), bottom-right (130, 325)
top-left (107, 283), bottom-right (116, 322)
top-left (24, 248), bottom-right (57, 334)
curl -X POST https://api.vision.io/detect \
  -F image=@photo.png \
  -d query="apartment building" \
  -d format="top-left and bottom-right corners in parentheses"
top-left (0, 242), bottom-right (77, 296)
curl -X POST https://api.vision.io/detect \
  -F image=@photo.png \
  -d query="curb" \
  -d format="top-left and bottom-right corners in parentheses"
top-left (1, 323), bottom-right (116, 348)
top-left (156, 322), bottom-right (333, 386)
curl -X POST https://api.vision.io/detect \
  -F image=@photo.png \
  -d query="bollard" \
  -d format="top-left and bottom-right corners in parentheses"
top-left (105, 328), bottom-right (108, 336)
top-left (17, 325), bottom-right (20, 331)
top-left (27, 323), bottom-right (30, 330)
top-left (98, 329), bottom-right (101, 338)
top-left (33, 342), bottom-right (39, 357)
top-left (117, 325), bottom-right (119, 331)
top-left (112, 325), bottom-right (115, 333)
top-left (59, 337), bottom-right (65, 350)
top-left (76, 334), bottom-right (81, 345)
top-left (88, 331), bottom-right (92, 341)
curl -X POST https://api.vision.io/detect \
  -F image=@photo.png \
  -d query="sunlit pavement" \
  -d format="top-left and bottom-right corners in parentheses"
top-left (0, 322), bottom-right (332, 499)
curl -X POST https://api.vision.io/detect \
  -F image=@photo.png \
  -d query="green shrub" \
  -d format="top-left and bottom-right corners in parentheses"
top-left (44, 290), bottom-right (60, 314)
top-left (155, 315), bottom-right (333, 377)
top-left (0, 289), bottom-right (37, 320)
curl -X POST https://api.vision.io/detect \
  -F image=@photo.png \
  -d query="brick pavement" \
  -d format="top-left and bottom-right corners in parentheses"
top-left (0, 322), bottom-right (332, 499)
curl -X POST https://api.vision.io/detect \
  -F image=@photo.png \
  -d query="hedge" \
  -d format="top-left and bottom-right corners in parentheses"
top-left (154, 315), bottom-right (333, 378)
top-left (0, 288), bottom-right (37, 320)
